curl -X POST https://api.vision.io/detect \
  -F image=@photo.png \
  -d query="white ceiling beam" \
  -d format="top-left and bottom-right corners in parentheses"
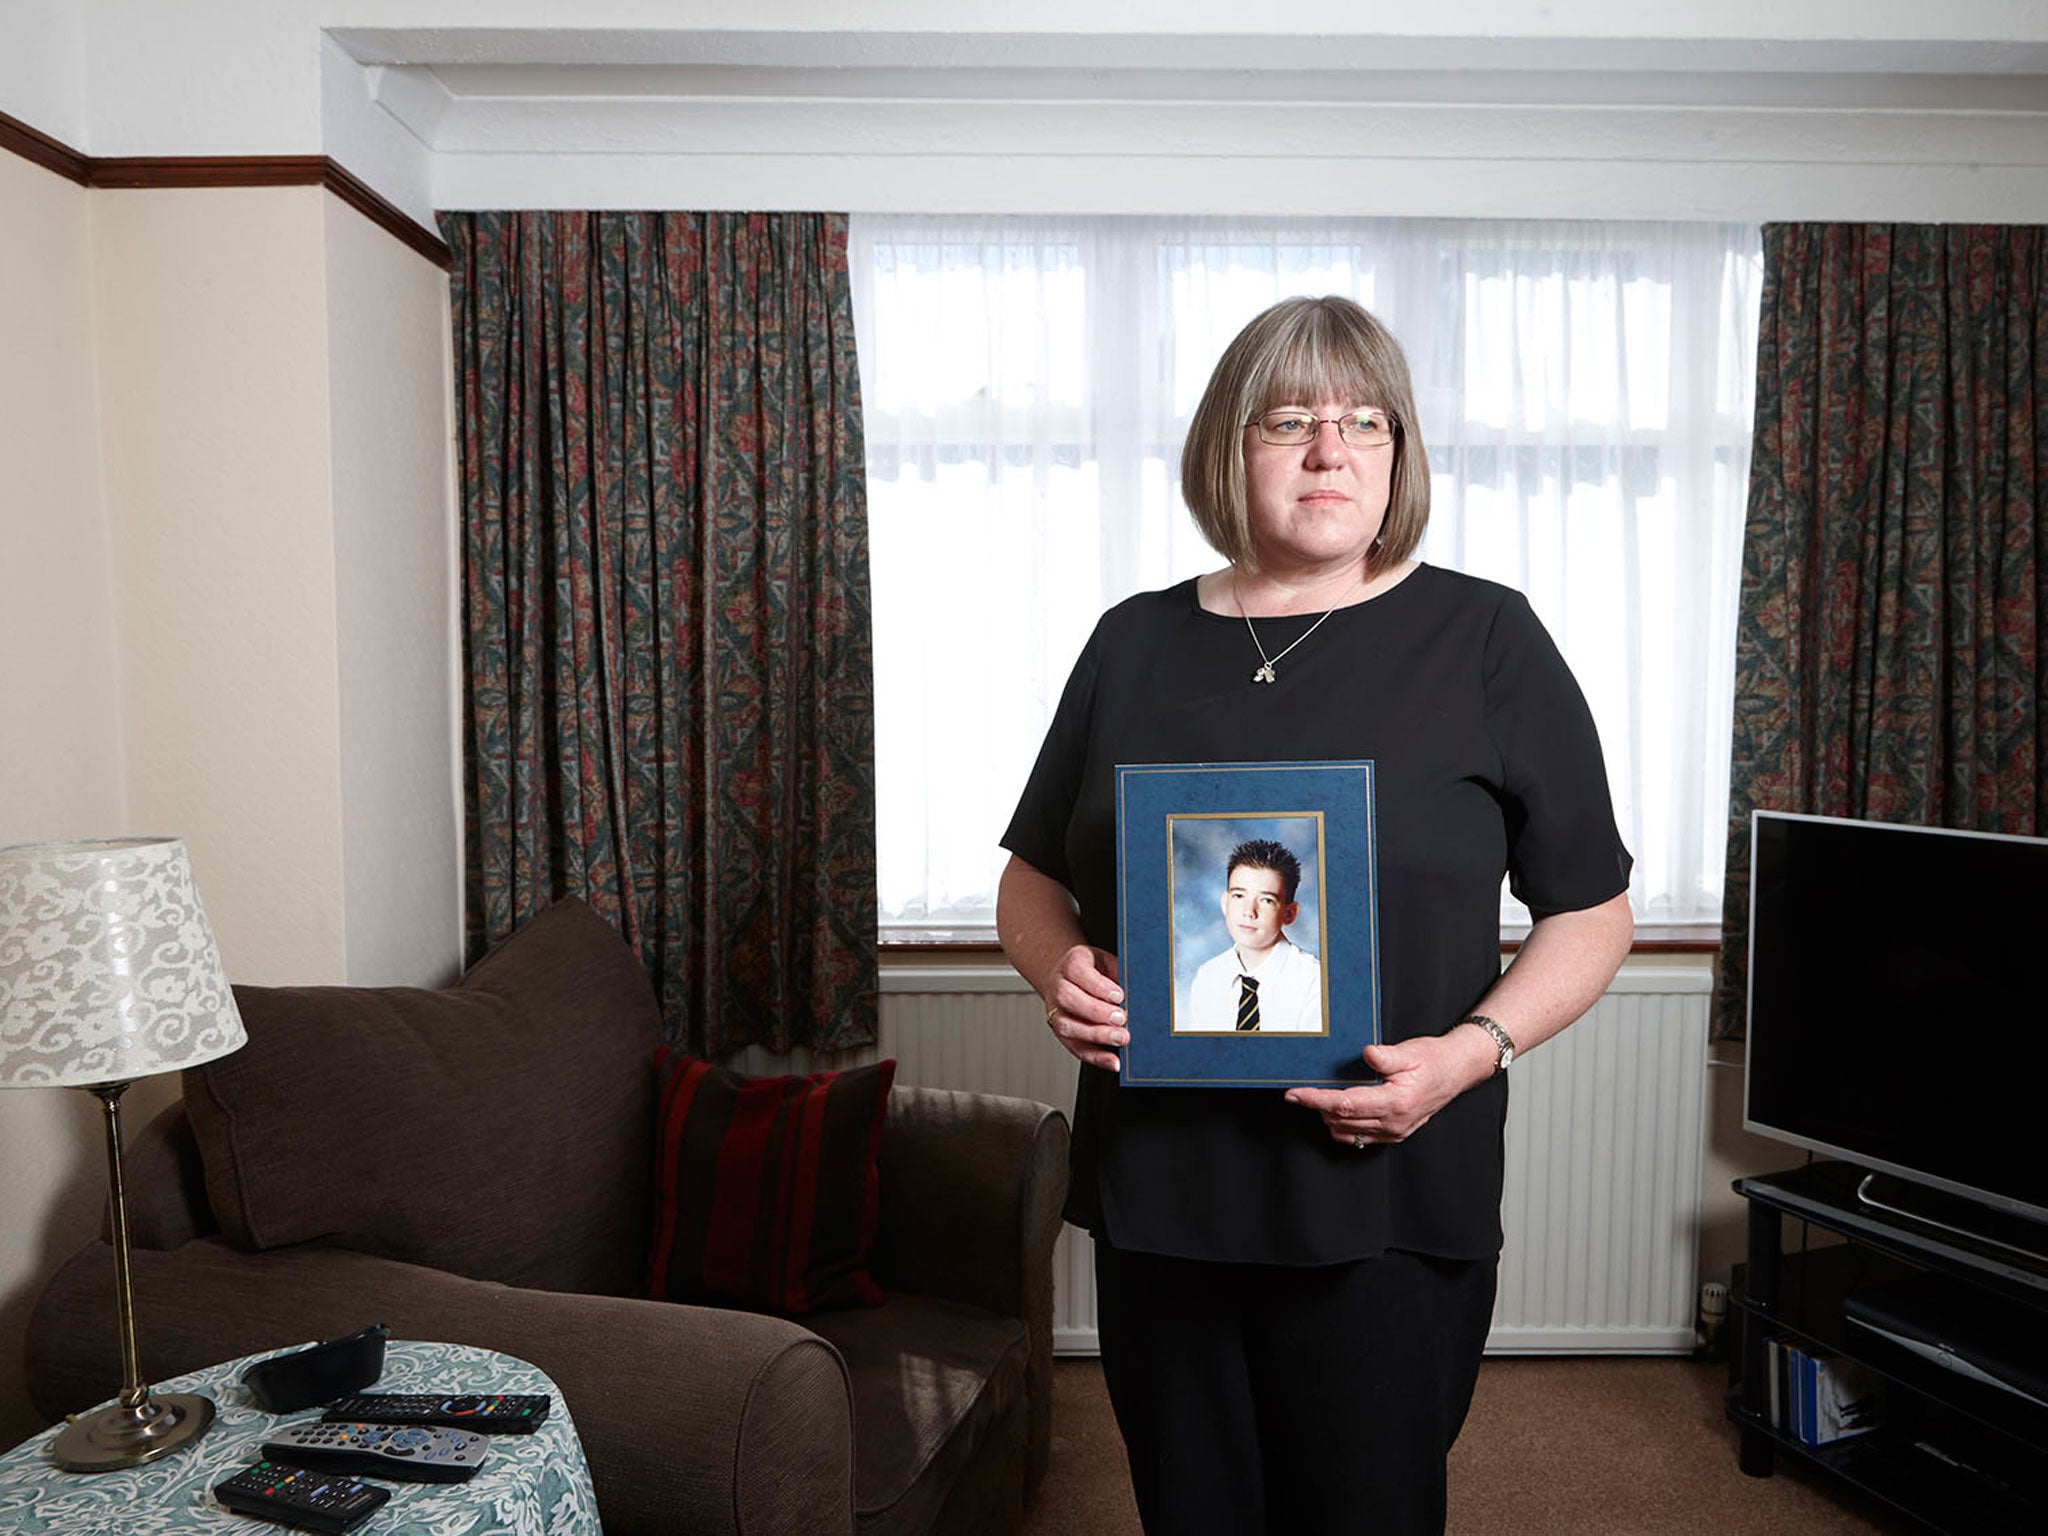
top-left (328, 27), bottom-right (2048, 76)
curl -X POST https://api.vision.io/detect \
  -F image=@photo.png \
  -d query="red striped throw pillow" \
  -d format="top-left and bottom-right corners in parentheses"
top-left (645, 1049), bottom-right (896, 1315)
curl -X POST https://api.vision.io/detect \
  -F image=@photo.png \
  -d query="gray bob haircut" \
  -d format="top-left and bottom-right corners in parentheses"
top-left (1179, 296), bottom-right (1430, 573)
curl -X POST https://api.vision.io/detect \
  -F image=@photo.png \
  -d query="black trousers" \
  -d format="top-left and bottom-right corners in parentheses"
top-left (1093, 1238), bottom-right (1498, 1536)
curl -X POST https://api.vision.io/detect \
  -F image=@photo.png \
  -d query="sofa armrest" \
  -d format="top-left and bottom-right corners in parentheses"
top-left (874, 1084), bottom-right (1068, 1500)
top-left (874, 1085), bottom-right (1067, 1316)
top-left (27, 1239), bottom-right (852, 1536)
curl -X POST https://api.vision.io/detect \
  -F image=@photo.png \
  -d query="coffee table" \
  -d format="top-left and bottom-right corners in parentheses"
top-left (0, 1338), bottom-right (598, 1534)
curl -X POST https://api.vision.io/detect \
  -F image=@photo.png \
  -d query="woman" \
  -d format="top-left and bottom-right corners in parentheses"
top-left (996, 295), bottom-right (1634, 1535)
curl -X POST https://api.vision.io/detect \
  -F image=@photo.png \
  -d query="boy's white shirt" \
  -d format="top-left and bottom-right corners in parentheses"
top-left (1182, 936), bottom-right (1323, 1032)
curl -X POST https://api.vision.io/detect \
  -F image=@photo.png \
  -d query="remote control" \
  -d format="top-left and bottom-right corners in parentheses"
top-left (263, 1419), bottom-right (490, 1483)
top-left (213, 1459), bottom-right (391, 1534)
top-left (322, 1391), bottom-right (552, 1433)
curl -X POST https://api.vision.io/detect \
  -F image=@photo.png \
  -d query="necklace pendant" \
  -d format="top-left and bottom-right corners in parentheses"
top-left (1251, 663), bottom-right (1277, 684)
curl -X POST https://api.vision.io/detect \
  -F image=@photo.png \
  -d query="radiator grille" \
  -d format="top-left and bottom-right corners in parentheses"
top-left (730, 963), bottom-right (1709, 1355)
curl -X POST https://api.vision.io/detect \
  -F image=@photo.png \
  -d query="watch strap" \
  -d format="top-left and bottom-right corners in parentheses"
top-left (1456, 1014), bottom-right (1515, 1072)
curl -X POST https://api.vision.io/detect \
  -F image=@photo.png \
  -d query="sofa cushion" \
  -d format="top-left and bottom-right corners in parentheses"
top-left (807, 1296), bottom-right (1030, 1536)
top-left (646, 1051), bottom-right (895, 1315)
top-left (183, 898), bottom-right (660, 1297)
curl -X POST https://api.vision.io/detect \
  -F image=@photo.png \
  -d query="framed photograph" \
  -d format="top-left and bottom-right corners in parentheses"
top-left (1115, 760), bottom-right (1381, 1088)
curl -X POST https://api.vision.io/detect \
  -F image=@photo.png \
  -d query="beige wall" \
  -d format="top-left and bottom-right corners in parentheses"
top-left (93, 185), bottom-right (350, 986)
top-left (324, 196), bottom-right (463, 986)
top-left (0, 148), bottom-right (130, 1460)
top-left (0, 161), bottom-right (122, 834)
top-left (1699, 1046), bottom-right (1819, 1286)
top-left (0, 161), bottom-right (458, 1450)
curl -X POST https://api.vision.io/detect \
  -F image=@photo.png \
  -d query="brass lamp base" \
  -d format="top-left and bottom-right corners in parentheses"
top-left (49, 1390), bottom-right (215, 1472)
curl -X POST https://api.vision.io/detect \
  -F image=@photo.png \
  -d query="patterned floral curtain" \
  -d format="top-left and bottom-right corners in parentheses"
top-left (1716, 224), bottom-right (2047, 1037)
top-left (443, 211), bottom-right (878, 1057)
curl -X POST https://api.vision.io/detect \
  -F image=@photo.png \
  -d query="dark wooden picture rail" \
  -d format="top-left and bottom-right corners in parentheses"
top-left (0, 109), bottom-right (450, 271)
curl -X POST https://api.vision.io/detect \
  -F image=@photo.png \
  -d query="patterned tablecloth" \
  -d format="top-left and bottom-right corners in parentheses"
top-left (0, 1339), bottom-right (600, 1535)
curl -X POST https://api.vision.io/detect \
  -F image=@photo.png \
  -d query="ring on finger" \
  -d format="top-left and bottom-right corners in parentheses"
top-left (1045, 1006), bottom-right (1060, 1027)
top-left (1352, 1132), bottom-right (1368, 1150)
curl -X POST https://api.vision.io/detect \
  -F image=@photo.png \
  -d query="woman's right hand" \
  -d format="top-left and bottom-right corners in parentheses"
top-left (1042, 945), bottom-right (1128, 1070)
top-left (997, 854), bottom-right (1128, 1071)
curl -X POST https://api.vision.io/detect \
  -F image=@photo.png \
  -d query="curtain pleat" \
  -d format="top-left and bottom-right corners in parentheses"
top-left (445, 210), bottom-right (878, 1057)
top-left (1716, 224), bottom-right (2048, 1038)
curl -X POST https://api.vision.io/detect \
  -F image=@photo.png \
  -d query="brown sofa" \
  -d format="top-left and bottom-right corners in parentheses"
top-left (23, 899), bottom-right (1069, 1536)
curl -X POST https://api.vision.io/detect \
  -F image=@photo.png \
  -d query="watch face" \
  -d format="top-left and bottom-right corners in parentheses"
top-left (1459, 1015), bottom-right (1511, 1069)
top-left (1477, 1018), bottom-right (1511, 1068)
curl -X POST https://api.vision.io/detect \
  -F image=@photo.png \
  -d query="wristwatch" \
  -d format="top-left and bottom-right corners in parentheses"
top-left (1457, 1014), bottom-right (1515, 1073)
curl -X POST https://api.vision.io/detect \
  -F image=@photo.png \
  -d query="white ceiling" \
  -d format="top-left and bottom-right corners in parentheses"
top-left (337, 28), bottom-right (2048, 120)
top-left (327, 23), bottom-right (2048, 78)
top-left (297, 12), bottom-right (2048, 222)
top-left (321, 18), bottom-right (2048, 162)
top-left (395, 65), bottom-right (2048, 109)
top-left (20, 5), bottom-right (2045, 223)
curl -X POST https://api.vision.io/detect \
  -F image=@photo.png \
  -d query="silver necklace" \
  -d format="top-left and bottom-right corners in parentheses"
top-left (1234, 574), bottom-right (1362, 684)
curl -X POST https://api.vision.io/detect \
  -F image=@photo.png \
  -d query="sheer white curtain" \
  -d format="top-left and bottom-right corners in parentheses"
top-left (848, 215), bottom-right (1762, 934)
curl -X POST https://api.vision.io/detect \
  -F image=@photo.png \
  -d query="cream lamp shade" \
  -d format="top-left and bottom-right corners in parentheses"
top-left (0, 836), bottom-right (248, 1472)
top-left (0, 837), bottom-right (246, 1087)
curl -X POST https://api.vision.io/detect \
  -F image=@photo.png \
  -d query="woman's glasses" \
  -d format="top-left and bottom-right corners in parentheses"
top-left (1248, 408), bottom-right (1397, 449)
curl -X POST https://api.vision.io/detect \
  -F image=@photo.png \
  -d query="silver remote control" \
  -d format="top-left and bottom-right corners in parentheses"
top-left (262, 1419), bottom-right (490, 1483)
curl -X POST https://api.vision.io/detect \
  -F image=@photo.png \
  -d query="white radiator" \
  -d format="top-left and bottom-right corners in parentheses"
top-left (732, 960), bottom-right (1711, 1356)
top-left (1490, 966), bottom-right (1710, 1353)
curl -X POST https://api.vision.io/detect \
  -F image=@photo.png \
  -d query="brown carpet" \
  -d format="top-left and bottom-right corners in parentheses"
top-left (1024, 1356), bottom-right (1918, 1534)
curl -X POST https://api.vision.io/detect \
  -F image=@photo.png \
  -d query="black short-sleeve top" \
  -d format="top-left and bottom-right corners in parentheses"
top-left (1001, 565), bottom-right (1632, 1264)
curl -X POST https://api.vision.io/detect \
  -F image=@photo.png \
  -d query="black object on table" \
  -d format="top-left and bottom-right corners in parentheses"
top-left (322, 1392), bottom-right (551, 1433)
top-left (213, 1460), bottom-right (390, 1534)
top-left (240, 1326), bottom-right (389, 1414)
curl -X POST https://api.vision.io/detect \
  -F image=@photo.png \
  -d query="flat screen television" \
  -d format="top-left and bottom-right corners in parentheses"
top-left (1744, 810), bottom-right (2047, 1234)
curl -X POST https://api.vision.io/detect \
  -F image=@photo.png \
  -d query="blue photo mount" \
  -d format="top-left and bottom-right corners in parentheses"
top-left (1115, 759), bottom-right (1381, 1088)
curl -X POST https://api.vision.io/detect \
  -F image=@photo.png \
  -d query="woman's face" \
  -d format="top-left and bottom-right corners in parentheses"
top-left (1241, 396), bottom-right (1394, 578)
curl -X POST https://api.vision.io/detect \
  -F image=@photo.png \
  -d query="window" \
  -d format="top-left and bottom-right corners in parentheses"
top-left (849, 216), bottom-right (1763, 936)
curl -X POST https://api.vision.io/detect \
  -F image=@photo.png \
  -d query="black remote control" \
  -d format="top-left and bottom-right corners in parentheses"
top-left (323, 1391), bottom-right (552, 1433)
top-left (263, 1419), bottom-right (489, 1483)
top-left (214, 1459), bottom-right (391, 1534)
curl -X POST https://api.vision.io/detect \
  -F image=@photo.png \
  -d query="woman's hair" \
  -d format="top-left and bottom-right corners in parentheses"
top-left (1179, 295), bottom-right (1430, 573)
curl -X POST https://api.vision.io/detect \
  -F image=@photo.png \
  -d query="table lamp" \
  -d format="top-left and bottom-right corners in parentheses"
top-left (0, 837), bottom-right (246, 1472)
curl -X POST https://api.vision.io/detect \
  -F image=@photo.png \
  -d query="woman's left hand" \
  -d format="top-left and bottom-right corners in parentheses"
top-left (1285, 1029), bottom-right (1497, 1146)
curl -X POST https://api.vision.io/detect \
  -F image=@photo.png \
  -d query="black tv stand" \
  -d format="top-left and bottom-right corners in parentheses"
top-left (1851, 1173), bottom-right (2048, 1274)
top-left (1730, 1163), bottom-right (2048, 1535)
